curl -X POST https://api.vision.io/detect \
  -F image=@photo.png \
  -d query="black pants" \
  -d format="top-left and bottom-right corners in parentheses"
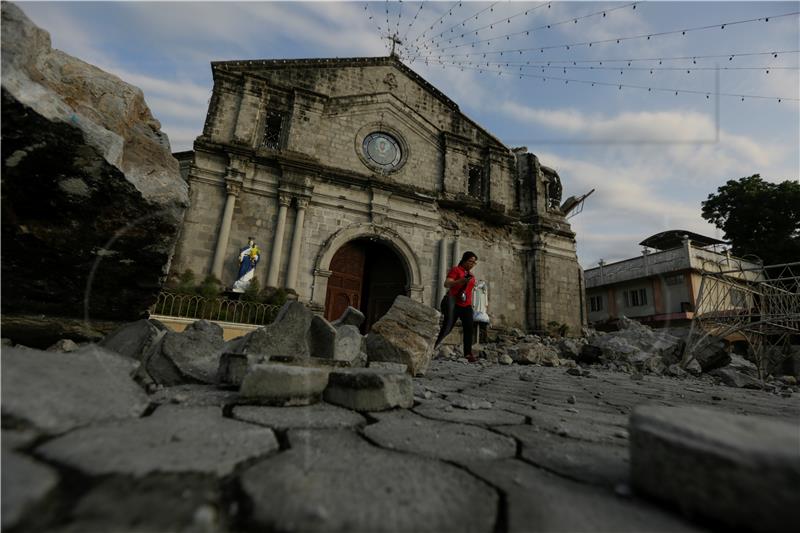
top-left (435, 295), bottom-right (474, 356)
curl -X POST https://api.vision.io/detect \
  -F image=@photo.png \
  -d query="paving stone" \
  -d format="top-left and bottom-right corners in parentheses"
top-left (99, 319), bottom-right (166, 361)
top-left (308, 315), bottom-right (336, 359)
top-left (232, 403), bottom-right (367, 431)
top-left (55, 474), bottom-right (223, 533)
top-left (498, 424), bottom-right (629, 487)
top-left (630, 405), bottom-right (800, 533)
top-left (330, 305), bottom-right (365, 328)
top-left (365, 295), bottom-right (440, 376)
top-left (216, 352), bottom-right (249, 388)
top-left (36, 406), bottom-right (278, 477)
top-left (240, 363), bottom-right (330, 406)
top-left (241, 429), bottom-right (497, 533)
top-left (413, 398), bottom-right (525, 425)
top-left (1, 428), bottom-right (41, 451)
top-left (1, 447), bottom-right (59, 530)
top-left (365, 410), bottom-right (516, 462)
top-left (323, 368), bottom-right (413, 411)
top-left (1, 345), bottom-right (149, 434)
top-left (148, 384), bottom-right (240, 407)
top-left (465, 459), bottom-right (702, 533)
top-left (334, 324), bottom-right (365, 364)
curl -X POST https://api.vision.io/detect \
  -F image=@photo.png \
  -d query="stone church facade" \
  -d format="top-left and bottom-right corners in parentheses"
top-left (170, 56), bottom-right (584, 333)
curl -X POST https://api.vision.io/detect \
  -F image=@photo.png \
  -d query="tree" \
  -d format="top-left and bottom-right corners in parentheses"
top-left (701, 174), bottom-right (800, 266)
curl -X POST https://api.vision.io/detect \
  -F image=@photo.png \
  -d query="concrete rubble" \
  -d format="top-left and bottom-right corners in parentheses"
top-left (2, 304), bottom-right (798, 533)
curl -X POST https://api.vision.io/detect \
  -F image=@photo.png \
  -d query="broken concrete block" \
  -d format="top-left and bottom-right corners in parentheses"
top-left (323, 368), bottom-right (413, 411)
top-left (690, 337), bottom-right (731, 372)
top-left (1, 447), bottom-right (59, 531)
top-left (1, 345), bottom-right (149, 434)
top-left (46, 338), bottom-right (80, 352)
top-left (630, 405), bottom-right (800, 533)
top-left (308, 315), bottom-right (336, 359)
top-left (232, 403), bottom-right (367, 431)
top-left (216, 352), bottom-right (249, 389)
top-left (709, 367), bottom-right (763, 389)
top-left (267, 355), bottom-right (349, 368)
top-left (160, 320), bottom-right (225, 384)
top-left (365, 295), bottom-right (439, 376)
top-left (36, 406), bottom-right (278, 478)
top-left (99, 319), bottom-right (166, 361)
top-left (239, 363), bottom-right (330, 406)
top-left (236, 301), bottom-right (313, 361)
top-left (334, 324), bottom-right (365, 364)
top-left (330, 305), bottom-right (365, 328)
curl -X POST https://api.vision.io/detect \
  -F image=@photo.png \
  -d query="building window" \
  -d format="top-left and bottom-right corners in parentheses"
top-left (589, 295), bottom-right (603, 312)
top-left (262, 111), bottom-right (285, 149)
top-left (468, 164), bottom-right (484, 199)
top-left (665, 274), bottom-right (684, 286)
top-left (362, 132), bottom-right (403, 172)
top-left (624, 288), bottom-right (648, 307)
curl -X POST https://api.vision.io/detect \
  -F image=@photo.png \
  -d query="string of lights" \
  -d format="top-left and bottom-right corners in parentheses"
top-left (364, 2), bottom-right (392, 53)
top-left (394, 0), bottom-right (403, 38)
top-left (427, 1), bottom-right (550, 44)
top-left (451, 50), bottom-right (800, 66)
top-left (401, 1), bottom-right (426, 42)
top-left (420, 59), bottom-right (799, 102)
top-left (427, 2), bottom-right (638, 52)
top-left (442, 62), bottom-right (798, 74)
top-left (406, 0), bottom-right (463, 49)
top-left (411, 10), bottom-right (800, 60)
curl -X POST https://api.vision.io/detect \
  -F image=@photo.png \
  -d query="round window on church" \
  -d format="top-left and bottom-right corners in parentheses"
top-left (362, 132), bottom-right (402, 172)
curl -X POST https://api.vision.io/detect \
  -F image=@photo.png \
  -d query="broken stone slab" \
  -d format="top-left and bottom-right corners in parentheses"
top-left (1, 345), bottom-right (149, 435)
top-left (688, 337), bottom-right (731, 372)
top-left (365, 409), bottom-right (517, 463)
top-left (231, 301), bottom-right (313, 362)
top-left (365, 295), bottom-right (440, 376)
top-left (216, 352), bottom-right (249, 388)
top-left (334, 324), bottom-right (365, 364)
top-left (629, 405), bottom-right (800, 533)
top-left (709, 367), bottom-right (764, 389)
top-left (241, 429), bottom-right (498, 533)
top-left (1, 447), bottom-right (60, 531)
top-left (330, 305), bottom-right (365, 328)
top-left (1, 3), bottom-right (188, 322)
top-left (323, 367), bottom-right (413, 411)
top-left (99, 319), bottom-right (167, 361)
top-left (232, 403), bottom-right (367, 431)
top-left (511, 343), bottom-right (562, 366)
top-left (465, 458), bottom-right (703, 533)
top-left (239, 363), bottom-right (330, 406)
top-left (308, 315), bottom-right (336, 359)
top-left (157, 320), bottom-right (226, 385)
top-left (727, 352), bottom-right (759, 376)
top-left (36, 406), bottom-right (279, 478)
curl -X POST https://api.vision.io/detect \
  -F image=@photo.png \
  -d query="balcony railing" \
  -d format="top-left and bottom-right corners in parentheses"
top-left (149, 291), bottom-right (280, 326)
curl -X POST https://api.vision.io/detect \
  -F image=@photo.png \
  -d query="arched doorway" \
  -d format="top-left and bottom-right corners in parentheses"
top-left (324, 238), bottom-right (408, 332)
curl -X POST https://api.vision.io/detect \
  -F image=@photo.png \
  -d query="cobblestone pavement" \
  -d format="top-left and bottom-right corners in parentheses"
top-left (5, 357), bottom-right (799, 533)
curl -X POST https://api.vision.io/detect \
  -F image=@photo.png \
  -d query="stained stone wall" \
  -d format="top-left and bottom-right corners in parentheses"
top-left (170, 56), bottom-right (584, 333)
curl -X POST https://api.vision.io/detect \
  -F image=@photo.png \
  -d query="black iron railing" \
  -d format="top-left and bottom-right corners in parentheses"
top-left (149, 291), bottom-right (280, 326)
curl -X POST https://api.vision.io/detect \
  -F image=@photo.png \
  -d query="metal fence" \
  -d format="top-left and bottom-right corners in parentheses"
top-left (149, 291), bottom-right (280, 326)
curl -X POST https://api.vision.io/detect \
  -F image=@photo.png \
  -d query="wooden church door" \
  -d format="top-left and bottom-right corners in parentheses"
top-left (324, 242), bottom-right (366, 322)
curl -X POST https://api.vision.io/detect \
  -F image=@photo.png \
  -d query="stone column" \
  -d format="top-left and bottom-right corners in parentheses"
top-left (211, 179), bottom-right (242, 279)
top-left (452, 229), bottom-right (461, 268)
top-left (266, 192), bottom-right (292, 287)
top-left (285, 197), bottom-right (309, 291)
top-left (437, 237), bottom-right (449, 304)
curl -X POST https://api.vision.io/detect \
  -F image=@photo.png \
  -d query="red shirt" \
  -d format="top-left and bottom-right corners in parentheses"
top-left (447, 265), bottom-right (476, 307)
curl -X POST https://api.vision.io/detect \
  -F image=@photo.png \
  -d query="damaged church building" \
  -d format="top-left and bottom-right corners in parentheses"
top-left (170, 56), bottom-right (585, 334)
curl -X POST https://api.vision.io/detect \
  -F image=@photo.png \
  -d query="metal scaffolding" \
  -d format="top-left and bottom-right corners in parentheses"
top-left (682, 261), bottom-right (800, 377)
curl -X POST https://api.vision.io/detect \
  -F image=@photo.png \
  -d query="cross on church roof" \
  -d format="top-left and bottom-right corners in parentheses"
top-left (386, 33), bottom-right (403, 58)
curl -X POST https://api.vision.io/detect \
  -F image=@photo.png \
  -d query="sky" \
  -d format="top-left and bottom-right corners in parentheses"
top-left (16, 1), bottom-right (800, 268)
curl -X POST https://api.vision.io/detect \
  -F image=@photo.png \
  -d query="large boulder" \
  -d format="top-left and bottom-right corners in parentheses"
top-left (0, 3), bottom-right (188, 323)
top-left (365, 295), bottom-right (440, 376)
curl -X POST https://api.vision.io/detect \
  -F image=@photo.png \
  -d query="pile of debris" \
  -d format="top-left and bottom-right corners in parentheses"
top-left (437, 316), bottom-right (798, 393)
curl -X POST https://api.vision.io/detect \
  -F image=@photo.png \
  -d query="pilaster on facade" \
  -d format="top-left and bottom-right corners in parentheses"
top-left (211, 174), bottom-right (244, 279)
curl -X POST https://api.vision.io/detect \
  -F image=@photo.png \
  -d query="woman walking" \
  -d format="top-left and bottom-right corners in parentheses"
top-left (434, 251), bottom-right (479, 362)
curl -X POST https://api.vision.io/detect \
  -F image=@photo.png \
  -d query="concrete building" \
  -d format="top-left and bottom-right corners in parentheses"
top-left (584, 230), bottom-right (763, 328)
top-left (170, 55), bottom-right (584, 333)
